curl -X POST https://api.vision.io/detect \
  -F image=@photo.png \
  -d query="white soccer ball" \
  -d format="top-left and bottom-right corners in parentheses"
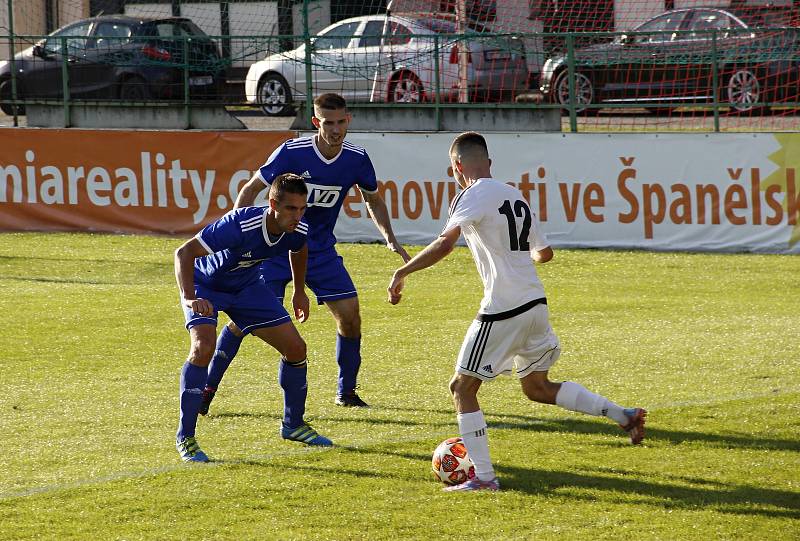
top-left (431, 437), bottom-right (475, 485)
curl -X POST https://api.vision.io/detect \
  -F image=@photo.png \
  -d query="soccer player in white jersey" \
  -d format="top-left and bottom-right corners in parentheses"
top-left (174, 174), bottom-right (332, 463)
top-left (388, 132), bottom-right (646, 491)
top-left (200, 93), bottom-right (409, 413)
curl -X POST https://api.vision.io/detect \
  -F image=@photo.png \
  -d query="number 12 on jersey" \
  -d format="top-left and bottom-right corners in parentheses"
top-left (498, 200), bottom-right (531, 251)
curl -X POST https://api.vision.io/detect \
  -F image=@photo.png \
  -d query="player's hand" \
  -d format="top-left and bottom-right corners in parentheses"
top-left (292, 290), bottom-right (310, 323)
top-left (184, 297), bottom-right (214, 316)
top-left (387, 271), bottom-right (405, 305)
top-left (388, 242), bottom-right (411, 263)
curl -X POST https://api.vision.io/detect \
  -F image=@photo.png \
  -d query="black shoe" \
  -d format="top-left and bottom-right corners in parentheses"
top-left (335, 391), bottom-right (370, 408)
top-left (199, 386), bottom-right (216, 416)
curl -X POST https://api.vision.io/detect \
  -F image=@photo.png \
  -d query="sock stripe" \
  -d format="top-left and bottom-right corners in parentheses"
top-left (283, 357), bottom-right (308, 368)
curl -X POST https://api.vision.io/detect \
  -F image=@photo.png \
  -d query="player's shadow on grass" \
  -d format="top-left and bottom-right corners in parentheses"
top-left (331, 446), bottom-right (800, 519)
top-left (353, 407), bottom-right (800, 452)
top-left (210, 409), bottom-right (455, 430)
top-left (486, 413), bottom-right (800, 453)
top-left (1, 275), bottom-right (115, 285)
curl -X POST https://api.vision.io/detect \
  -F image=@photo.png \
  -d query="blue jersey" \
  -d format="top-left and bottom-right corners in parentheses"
top-left (258, 136), bottom-right (377, 253)
top-left (194, 206), bottom-right (308, 293)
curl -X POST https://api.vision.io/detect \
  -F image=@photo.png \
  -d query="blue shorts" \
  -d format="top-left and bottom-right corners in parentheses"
top-left (260, 248), bottom-right (357, 305)
top-left (183, 280), bottom-right (290, 334)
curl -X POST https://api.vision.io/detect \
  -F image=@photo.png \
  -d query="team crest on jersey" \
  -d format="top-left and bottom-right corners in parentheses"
top-left (306, 183), bottom-right (342, 208)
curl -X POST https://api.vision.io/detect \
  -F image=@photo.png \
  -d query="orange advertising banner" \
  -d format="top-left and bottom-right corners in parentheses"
top-left (0, 129), bottom-right (296, 235)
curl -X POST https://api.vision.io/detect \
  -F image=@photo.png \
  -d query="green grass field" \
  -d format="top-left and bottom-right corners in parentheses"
top-left (1, 232), bottom-right (798, 540)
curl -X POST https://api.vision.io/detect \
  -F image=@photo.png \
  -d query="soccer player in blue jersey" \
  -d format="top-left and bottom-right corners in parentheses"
top-left (174, 173), bottom-right (332, 463)
top-left (200, 93), bottom-right (409, 412)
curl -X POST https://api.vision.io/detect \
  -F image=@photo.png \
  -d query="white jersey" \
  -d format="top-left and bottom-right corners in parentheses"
top-left (443, 178), bottom-right (549, 316)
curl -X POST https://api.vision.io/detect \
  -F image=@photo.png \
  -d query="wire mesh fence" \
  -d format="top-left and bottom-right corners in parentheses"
top-left (2, 0), bottom-right (800, 131)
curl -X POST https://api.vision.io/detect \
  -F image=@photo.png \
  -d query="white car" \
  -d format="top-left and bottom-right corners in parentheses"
top-left (245, 14), bottom-right (529, 116)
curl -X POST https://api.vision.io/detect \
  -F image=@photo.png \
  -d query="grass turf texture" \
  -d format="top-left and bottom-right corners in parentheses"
top-left (0, 232), bottom-right (798, 540)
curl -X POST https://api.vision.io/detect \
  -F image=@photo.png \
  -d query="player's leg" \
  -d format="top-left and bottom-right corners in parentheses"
top-left (200, 321), bottom-right (244, 415)
top-left (305, 251), bottom-right (366, 407)
top-left (324, 296), bottom-right (368, 407)
top-left (520, 371), bottom-right (646, 444)
top-left (515, 305), bottom-right (646, 444)
top-left (177, 323), bottom-right (216, 462)
top-left (202, 277), bottom-right (290, 415)
top-left (250, 322), bottom-right (332, 446)
top-left (444, 318), bottom-right (506, 492)
top-left (444, 372), bottom-right (499, 492)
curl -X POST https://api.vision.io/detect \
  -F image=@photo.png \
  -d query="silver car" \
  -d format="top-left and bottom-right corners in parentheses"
top-left (245, 14), bottom-right (529, 116)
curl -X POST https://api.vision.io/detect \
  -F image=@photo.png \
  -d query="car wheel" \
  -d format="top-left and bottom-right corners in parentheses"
top-left (553, 70), bottom-right (595, 115)
top-left (257, 73), bottom-right (293, 116)
top-left (389, 72), bottom-right (424, 103)
top-left (726, 69), bottom-right (765, 114)
top-left (0, 78), bottom-right (25, 115)
top-left (119, 76), bottom-right (150, 101)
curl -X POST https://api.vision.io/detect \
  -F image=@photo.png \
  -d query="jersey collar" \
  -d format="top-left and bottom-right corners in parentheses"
top-left (312, 135), bottom-right (343, 165)
top-left (262, 207), bottom-right (285, 246)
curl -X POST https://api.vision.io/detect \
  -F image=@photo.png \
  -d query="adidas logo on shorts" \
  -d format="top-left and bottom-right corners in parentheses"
top-left (481, 365), bottom-right (493, 373)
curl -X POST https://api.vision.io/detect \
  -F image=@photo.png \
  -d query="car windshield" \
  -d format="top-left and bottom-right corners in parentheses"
top-left (140, 19), bottom-right (208, 37)
top-left (413, 17), bottom-right (489, 34)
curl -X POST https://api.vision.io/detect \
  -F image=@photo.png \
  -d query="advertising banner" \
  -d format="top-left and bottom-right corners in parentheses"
top-left (337, 132), bottom-right (800, 254)
top-left (0, 129), bottom-right (294, 235)
top-left (1, 129), bottom-right (798, 253)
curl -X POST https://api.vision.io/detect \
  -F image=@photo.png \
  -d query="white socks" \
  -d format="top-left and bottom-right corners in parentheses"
top-left (457, 410), bottom-right (495, 481)
top-left (555, 381), bottom-right (628, 425)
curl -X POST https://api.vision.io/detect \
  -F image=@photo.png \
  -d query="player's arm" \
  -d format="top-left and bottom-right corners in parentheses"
top-left (361, 188), bottom-right (411, 263)
top-left (234, 173), bottom-right (268, 209)
top-left (387, 226), bottom-right (461, 305)
top-left (289, 244), bottom-right (310, 323)
top-left (533, 246), bottom-right (554, 264)
top-left (174, 238), bottom-right (214, 316)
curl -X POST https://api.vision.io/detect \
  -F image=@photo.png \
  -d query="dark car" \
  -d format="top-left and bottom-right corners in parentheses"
top-left (539, 6), bottom-right (800, 114)
top-left (0, 15), bottom-right (226, 115)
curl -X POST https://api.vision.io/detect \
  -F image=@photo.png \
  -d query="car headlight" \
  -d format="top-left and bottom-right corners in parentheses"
top-left (0, 60), bottom-right (8, 73)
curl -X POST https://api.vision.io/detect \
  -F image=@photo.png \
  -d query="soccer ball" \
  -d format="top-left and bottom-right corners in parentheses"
top-left (431, 437), bottom-right (475, 485)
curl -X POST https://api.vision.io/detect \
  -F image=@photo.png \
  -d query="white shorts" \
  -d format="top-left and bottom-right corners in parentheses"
top-left (455, 300), bottom-right (560, 381)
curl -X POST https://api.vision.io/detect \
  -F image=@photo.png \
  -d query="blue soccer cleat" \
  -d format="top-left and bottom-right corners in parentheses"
top-left (176, 436), bottom-right (210, 463)
top-left (280, 423), bottom-right (333, 447)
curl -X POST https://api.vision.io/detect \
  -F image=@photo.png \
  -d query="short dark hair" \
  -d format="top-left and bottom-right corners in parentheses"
top-left (450, 131), bottom-right (489, 160)
top-left (269, 173), bottom-right (308, 202)
top-left (314, 93), bottom-right (348, 111)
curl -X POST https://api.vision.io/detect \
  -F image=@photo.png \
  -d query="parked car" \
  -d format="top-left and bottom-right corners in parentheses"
top-left (539, 6), bottom-right (800, 114)
top-left (245, 14), bottom-right (529, 116)
top-left (0, 15), bottom-right (226, 115)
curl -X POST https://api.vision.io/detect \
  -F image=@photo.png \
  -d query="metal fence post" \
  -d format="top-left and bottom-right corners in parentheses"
top-left (566, 33), bottom-right (577, 133)
top-left (303, 0), bottom-right (313, 125)
top-left (184, 35), bottom-right (190, 128)
top-left (60, 36), bottom-right (71, 127)
top-left (711, 30), bottom-right (720, 133)
top-left (433, 34), bottom-right (441, 131)
top-left (6, 0), bottom-right (18, 126)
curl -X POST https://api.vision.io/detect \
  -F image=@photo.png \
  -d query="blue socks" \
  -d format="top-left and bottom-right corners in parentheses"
top-left (336, 334), bottom-right (361, 395)
top-left (206, 326), bottom-right (244, 390)
top-left (177, 361), bottom-right (206, 441)
top-left (279, 358), bottom-right (308, 430)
